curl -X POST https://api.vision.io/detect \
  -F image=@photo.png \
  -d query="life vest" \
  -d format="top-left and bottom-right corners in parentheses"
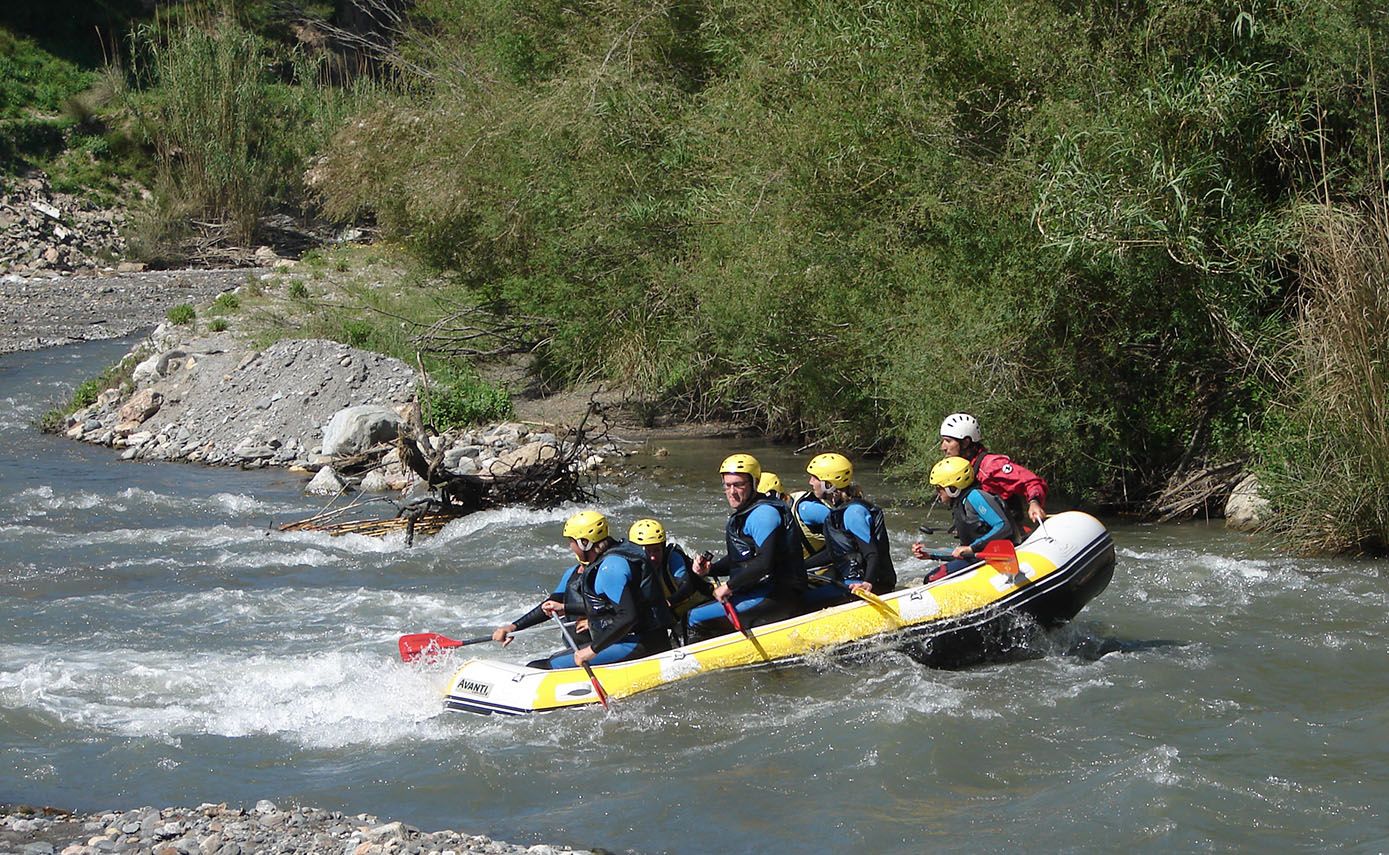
top-left (658, 543), bottom-right (712, 618)
top-left (789, 490), bottom-right (828, 558)
top-left (560, 542), bottom-right (674, 638)
top-left (950, 485), bottom-right (1018, 547)
top-left (608, 539), bottom-right (676, 632)
top-left (823, 498), bottom-right (897, 591)
top-left (726, 495), bottom-right (806, 599)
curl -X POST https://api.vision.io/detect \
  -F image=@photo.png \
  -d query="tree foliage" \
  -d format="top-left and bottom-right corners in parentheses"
top-left (255, 1), bottom-right (1389, 527)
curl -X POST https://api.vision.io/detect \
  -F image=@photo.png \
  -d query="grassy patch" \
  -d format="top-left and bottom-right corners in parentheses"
top-left (0, 28), bottom-right (95, 119)
top-left (422, 367), bottom-right (513, 432)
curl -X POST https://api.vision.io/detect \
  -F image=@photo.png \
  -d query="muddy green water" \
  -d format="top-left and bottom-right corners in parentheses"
top-left (2, 338), bottom-right (1386, 852)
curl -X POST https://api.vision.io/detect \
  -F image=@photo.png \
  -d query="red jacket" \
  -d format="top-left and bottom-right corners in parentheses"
top-left (969, 447), bottom-right (1048, 508)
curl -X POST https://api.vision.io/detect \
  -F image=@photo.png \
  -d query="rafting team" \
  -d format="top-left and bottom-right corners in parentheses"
top-left (491, 412), bottom-right (1049, 670)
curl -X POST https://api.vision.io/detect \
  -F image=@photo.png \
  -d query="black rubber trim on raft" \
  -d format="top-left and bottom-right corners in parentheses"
top-left (444, 696), bottom-right (527, 716)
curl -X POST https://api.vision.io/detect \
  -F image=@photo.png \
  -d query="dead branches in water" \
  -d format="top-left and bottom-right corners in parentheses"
top-left (279, 395), bottom-right (611, 544)
top-left (1146, 461), bottom-right (1245, 522)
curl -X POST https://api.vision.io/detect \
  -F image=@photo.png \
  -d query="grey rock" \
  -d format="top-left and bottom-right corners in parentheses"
top-left (321, 405), bottom-right (402, 457)
top-left (358, 469), bottom-right (393, 493)
top-left (1225, 473), bottom-right (1270, 531)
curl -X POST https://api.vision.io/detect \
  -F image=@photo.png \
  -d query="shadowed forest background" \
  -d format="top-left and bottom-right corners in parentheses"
top-left (3, 0), bottom-right (1387, 553)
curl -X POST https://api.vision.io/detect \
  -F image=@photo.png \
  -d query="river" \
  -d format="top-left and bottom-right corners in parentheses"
top-left (2, 337), bottom-right (1386, 853)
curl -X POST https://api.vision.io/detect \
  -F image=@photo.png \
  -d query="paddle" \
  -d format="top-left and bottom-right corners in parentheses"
top-left (917, 539), bottom-right (1025, 585)
top-left (547, 609), bottom-right (611, 711)
top-left (807, 574), bottom-right (897, 618)
top-left (398, 632), bottom-right (493, 663)
top-left (835, 580), bottom-right (898, 620)
top-left (977, 538), bottom-right (1025, 585)
top-left (720, 598), bottom-right (779, 667)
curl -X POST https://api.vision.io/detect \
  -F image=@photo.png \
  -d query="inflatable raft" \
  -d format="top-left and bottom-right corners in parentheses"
top-left (442, 510), bottom-right (1115, 715)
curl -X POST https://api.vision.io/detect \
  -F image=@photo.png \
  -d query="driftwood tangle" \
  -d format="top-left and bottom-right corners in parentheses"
top-left (279, 397), bottom-right (608, 545)
top-left (1146, 460), bottom-right (1245, 522)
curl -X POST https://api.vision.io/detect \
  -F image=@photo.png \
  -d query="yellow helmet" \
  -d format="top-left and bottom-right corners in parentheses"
top-left (562, 510), bottom-right (609, 544)
top-left (628, 518), bottom-right (666, 546)
top-left (929, 456), bottom-right (974, 495)
top-left (719, 453), bottom-right (761, 484)
top-left (806, 452), bottom-right (854, 489)
top-left (757, 471), bottom-right (784, 496)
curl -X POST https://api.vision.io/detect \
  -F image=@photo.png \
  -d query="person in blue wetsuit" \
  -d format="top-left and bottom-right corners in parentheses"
top-left (687, 453), bottom-right (807, 640)
top-left (628, 517), bottom-right (713, 645)
top-left (800, 453), bottom-right (897, 608)
top-left (763, 461), bottom-right (832, 559)
top-left (491, 510), bottom-right (674, 669)
top-left (913, 456), bottom-right (1016, 579)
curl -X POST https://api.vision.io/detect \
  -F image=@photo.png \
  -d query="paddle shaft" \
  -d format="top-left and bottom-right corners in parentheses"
top-left (546, 608), bottom-right (611, 711)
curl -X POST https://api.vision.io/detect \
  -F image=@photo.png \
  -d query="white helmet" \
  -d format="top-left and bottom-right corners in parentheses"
top-left (939, 412), bottom-right (981, 443)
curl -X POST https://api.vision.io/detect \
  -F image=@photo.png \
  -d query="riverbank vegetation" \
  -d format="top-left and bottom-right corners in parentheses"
top-left (5, 1), bottom-right (1387, 552)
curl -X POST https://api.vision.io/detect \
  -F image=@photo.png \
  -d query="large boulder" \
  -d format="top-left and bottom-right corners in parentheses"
top-left (320, 405), bottom-right (402, 456)
top-left (132, 349), bottom-right (188, 386)
top-left (483, 438), bottom-right (560, 477)
top-left (113, 388), bottom-right (163, 434)
top-left (1225, 473), bottom-right (1270, 531)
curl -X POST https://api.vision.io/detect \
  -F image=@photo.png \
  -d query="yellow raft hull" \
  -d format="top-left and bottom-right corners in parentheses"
top-left (442, 510), bottom-right (1115, 715)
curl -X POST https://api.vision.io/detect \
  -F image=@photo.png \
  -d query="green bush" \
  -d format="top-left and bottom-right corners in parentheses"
top-left (340, 318), bottom-right (374, 348)
top-left (208, 317), bottom-right (229, 332)
top-left (286, 280), bottom-right (309, 299)
top-left (212, 291), bottom-right (240, 311)
top-left (39, 351), bottom-right (140, 432)
top-left (166, 303), bottom-right (195, 324)
top-left (422, 368), bottom-right (512, 431)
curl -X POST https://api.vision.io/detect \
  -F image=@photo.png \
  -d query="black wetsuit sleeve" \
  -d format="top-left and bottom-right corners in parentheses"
top-left (727, 544), bottom-right (777, 591)
top-left (588, 586), bottom-right (639, 653)
top-left (512, 598), bottom-right (559, 632)
top-left (859, 537), bottom-right (888, 589)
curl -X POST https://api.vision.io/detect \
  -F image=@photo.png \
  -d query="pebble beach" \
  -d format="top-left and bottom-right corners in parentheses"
top-left (0, 802), bottom-right (602, 855)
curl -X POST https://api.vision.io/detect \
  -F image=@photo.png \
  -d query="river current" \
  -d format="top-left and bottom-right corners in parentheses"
top-left (2, 337), bottom-right (1386, 853)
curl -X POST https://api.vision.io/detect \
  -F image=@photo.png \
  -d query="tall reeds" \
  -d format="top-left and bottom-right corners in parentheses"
top-left (121, 12), bottom-right (354, 249)
top-left (1260, 199), bottom-right (1389, 553)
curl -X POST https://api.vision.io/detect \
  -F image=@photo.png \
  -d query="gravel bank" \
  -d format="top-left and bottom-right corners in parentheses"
top-left (0, 270), bottom-right (251, 355)
top-left (0, 802), bottom-right (605, 855)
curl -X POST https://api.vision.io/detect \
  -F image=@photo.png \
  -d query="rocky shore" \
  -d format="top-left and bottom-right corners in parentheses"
top-left (54, 324), bottom-right (619, 500)
top-left (0, 269), bottom-right (252, 355)
top-left (0, 802), bottom-right (602, 855)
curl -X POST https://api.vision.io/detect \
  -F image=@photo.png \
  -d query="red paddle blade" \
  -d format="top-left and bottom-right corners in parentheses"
top-left (978, 539), bottom-right (1022, 582)
top-left (398, 632), bottom-right (462, 662)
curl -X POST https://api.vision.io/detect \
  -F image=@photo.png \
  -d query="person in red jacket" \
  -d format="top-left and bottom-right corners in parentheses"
top-left (937, 412), bottom-right (1048, 526)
